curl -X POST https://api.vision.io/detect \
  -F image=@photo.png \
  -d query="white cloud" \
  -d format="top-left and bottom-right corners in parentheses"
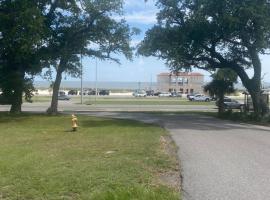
top-left (113, 10), bottom-right (157, 25)
top-left (123, 0), bottom-right (158, 25)
top-left (130, 39), bottom-right (141, 47)
top-left (124, 0), bottom-right (157, 9)
top-left (123, 10), bottom-right (157, 24)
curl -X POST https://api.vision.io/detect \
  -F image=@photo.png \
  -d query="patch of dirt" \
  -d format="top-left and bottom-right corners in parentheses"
top-left (158, 135), bottom-right (181, 192)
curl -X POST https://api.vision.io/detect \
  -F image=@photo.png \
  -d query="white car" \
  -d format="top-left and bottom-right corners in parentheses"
top-left (58, 95), bottom-right (70, 100)
top-left (191, 94), bottom-right (210, 102)
top-left (133, 90), bottom-right (147, 97)
top-left (158, 92), bottom-right (172, 97)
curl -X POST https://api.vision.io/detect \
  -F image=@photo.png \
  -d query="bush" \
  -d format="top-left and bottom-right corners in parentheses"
top-left (218, 111), bottom-right (263, 122)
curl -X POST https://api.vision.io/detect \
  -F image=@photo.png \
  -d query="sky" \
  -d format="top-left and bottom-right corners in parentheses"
top-left (38, 0), bottom-right (270, 83)
top-left (80, 0), bottom-right (170, 83)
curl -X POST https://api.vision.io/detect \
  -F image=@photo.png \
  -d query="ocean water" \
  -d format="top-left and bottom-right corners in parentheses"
top-left (34, 81), bottom-right (157, 90)
top-left (34, 81), bottom-right (267, 91)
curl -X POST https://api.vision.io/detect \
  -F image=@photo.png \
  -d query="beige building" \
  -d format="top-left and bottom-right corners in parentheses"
top-left (157, 72), bottom-right (204, 94)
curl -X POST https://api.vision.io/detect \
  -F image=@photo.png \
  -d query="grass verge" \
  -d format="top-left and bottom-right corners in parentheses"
top-left (0, 114), bottom-right (180, 200)
top-left (84, 98), bottom-right (214, 106)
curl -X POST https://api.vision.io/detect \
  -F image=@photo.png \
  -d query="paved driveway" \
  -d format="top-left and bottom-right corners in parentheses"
top-left (80, 112), bottom-right (270, 200)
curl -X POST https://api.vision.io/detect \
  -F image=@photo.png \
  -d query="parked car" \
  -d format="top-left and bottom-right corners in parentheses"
top-left (58, 95), bottom-right (70, 100)
top-left (211, 96), bottom-right (217, 101)
top-left (79, 90), bottom-right (89, 95)
top-left (68, 90), bottom-right (78, 95)
top-left (58, 91), bottom-right (65, 96)
top-left (133, 90), bottom-right (147, 97)
top-left (187, 93), bottom-right (198, 100)
top-left (216, 97), bottom-right (245, 110)
top-left (146, 90), bottom-right (155, 96)
top-left (87, 90), bottom-right (96, 95)
top-left (154, 92), bottom-right (161, 96)
top-left (158, 92), bottom-right (172, 97)
top-left (99, 89), bottom-right (110, 96)
top-left (191, 94), bottom-right (210, 102)
top-left (171, 92), bottom-right (182, 97)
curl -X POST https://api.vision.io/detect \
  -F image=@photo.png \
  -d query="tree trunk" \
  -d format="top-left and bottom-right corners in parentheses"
top-left (10, 86), bottom-right (23, 114)
top-left (249, 88), bottom-right (269, 117)
top-left (47, 60), bottom-right (65, 115)
top-left (217, 93), bottom-right (225, 115)
top-left (10, 71), bottom-right (24, 114)
top-left (233, 49), bottom-right (269, 117)
top-left (237, 74), bottom-right (267, 116)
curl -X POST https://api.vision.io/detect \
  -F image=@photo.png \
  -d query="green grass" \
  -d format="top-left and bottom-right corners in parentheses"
top-left (30, 95), bottom-right (214, 106)
top-left (85, 97), bottom-right (214, 106)
top-left (0, 114), bottom-right (180, 200)
top-left (28, 96), bottom-right (52, 103)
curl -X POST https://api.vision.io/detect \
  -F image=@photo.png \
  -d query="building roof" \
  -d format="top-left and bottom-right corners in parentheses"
top-left (158, 72), bottom-right (204, 77)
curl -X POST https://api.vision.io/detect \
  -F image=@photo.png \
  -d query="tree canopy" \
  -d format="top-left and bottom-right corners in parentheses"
top-left (0, 0), bottom-right (135, 114)
top-left (0, 0), bottom-right (47, 112)
top-left (204, 69), bottom-right (238, 114)
top-left (139, 0), bottom-right (270, 116)
top-left (44, 0), bottom-right (135, 114)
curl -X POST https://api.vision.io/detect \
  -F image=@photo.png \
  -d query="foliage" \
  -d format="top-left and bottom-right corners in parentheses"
top-left (218, 111), bottom-right (265, 123)
top-left (0, 0), bottom-right (47, 112)
top-left (44, 0), bottom-right (135, 114)
top-left (139, 0), bottom-right (270, 116)
top-left (204, 69), bottom-right (237, 114)
top-left (0, 0), bottom-right (135, 114)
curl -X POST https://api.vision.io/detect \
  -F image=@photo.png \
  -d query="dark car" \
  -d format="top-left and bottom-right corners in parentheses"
top-left (153, 92), bottom-right (161, 96)
top-left (58, 95), bottom-right (70, 100)
top-left (87, 90), bottom-right (96, 95)
top-left (99, 89), bottom-right (110, 96)
top-left (216, 98), bottom-right (244, 110)
top-left (210, 96), bottom-right (217, 101)
top-left (146, 90), bottom-right (155, 96)
top-left (58, 91), bottom-right (65, 96)
top-left (68, 90), bottom-right (78, 95)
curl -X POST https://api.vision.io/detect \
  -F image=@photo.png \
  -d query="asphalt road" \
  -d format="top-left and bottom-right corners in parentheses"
top-left (80, 112), bottom-right (270, 200)
top-left (0, 101), bottom-right (215, 112)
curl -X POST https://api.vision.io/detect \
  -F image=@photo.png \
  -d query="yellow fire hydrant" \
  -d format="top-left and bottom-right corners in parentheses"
top-left (71, 114), bottom-right (78, 132)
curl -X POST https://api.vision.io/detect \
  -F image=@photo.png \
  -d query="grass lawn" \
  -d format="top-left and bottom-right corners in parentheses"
top-left (0, 114), bottom-right (180, 200)
top-left (84, 97), bottom-right (214, 106)
top-left (30, 95), bottom-right (214, 106)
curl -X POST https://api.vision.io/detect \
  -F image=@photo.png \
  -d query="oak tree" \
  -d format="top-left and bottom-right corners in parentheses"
top-left (45, 0), bottom-right (134, 114)
top-left (0, 0), bottom-right (47, 113)
top-left (139, 0), bottom-right (270, 116)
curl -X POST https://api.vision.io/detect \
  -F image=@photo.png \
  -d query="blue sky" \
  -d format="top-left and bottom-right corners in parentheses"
top-left (39, 0), bottom-right (270, 83)
top-left (80, 0), bottom-right (171, 83)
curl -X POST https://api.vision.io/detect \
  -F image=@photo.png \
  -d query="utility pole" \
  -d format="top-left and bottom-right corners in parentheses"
top-left (95, 58), bottom-right (98, 105)
top-left (80, 53), bottom-right (83, 104)
top-left (150, 74), bottom-right (153, 90)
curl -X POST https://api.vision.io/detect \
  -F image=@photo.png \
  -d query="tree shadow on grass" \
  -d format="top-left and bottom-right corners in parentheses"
top-left (0, 112), bottom-right (34, 124)
top-left (0, 112), bottom-right (64, 124)
top-left (80, 117), bottom-right (153, 129)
